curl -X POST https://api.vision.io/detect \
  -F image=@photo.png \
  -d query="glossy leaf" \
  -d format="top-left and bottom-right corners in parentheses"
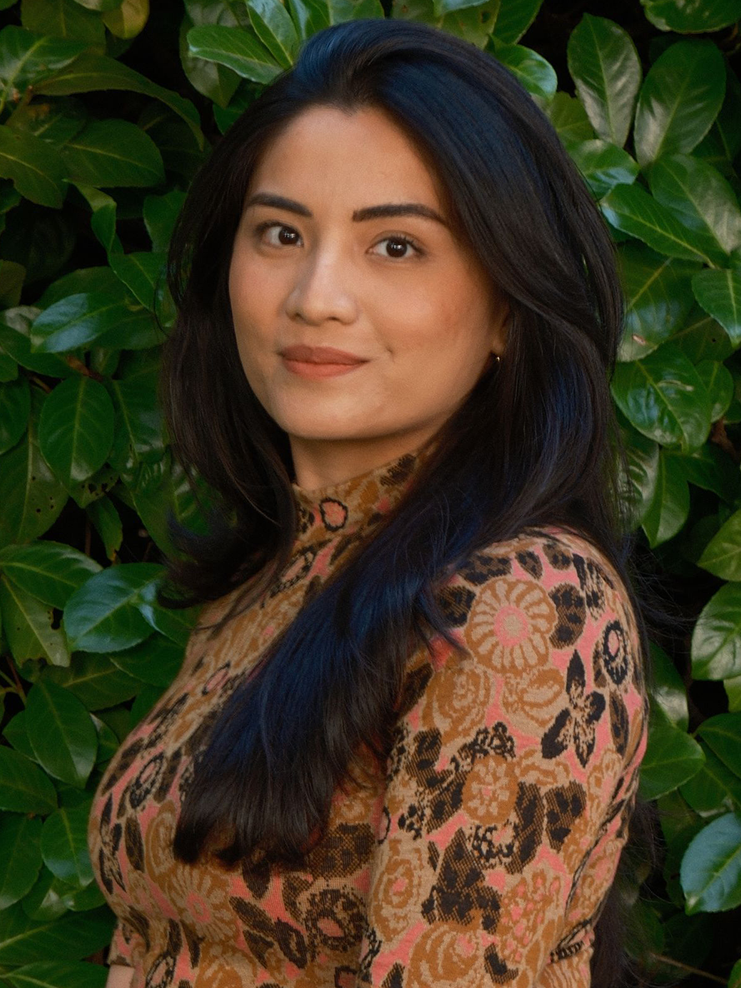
top-left (611, 342), bottom-right (712, 451)
top-left (40, 804), bottom-right (94, 887)
top-left (697, 712), bottom-right (741, 779)
top-left (0, 541), bottom-right (101, 609)
top-left (247, 0), bottom-right (300, 69)
top-left (40, 653), bottom-right (140, 710)
top-left (20, 0), bottom-right (106, 45)
top-left (61, 118), bottom-right (164, 188)
top-left (30, 291), bottom-right (157, 354)
top-left (86, 496), bottom-right (123, 561)
top-left (0, 575), bottom-right (70, 667)
top-left (38, 376), bottom-right (115, 487)
top-left (696, 360), bottom-right (733, 422)
top-left (641, 450), bottom-right (690, 547)
top-left (108, 632), bottom-right (186, 687)
top-left (638, 705), bottom-right (705, 801)
top-left (63, 562), bottom-right (162, 652)
top-left (25, 681), bottom-right (97, 788)
top-left (74, 184), bottom-right (122, 255)
top-left (547, 92), bottom-right (594, 147)
top-left (641, 0), bottom-right (741, 33)
top-left (680, 812), bottom-right (741, 913)
top-left (601, 184), bottom-right (712, 263)
top-left (187, 24), bottom-right (283, 84)
top-left (106, 373), bottom-right (164, 469)
top-left (6, 960), bottom-right (108, 988)
top-left (692, 268), bottom-right (741, 349)
top-left (0, 125), bottom-right (67, 209)
top-left (492, 0), bottom-right (542, 43)
top-left (672, 305), bottom-right (734, 364)
top-left (634, 40), bottom-right (725, 167)
top-left (0, 26), bottom-right (87, 101)
top-left (568, 139), bottom-right (639, 199)
top-left (108, 251), bottom-right (167, 312)
top-left (35, 52), bottom-right (203, 149)
top-left (0, 902), bottom-right (113, 964)
top-left (617, 243), bottom-right (700, 362)
top-left (680, 747), bottom-right (741, 816)
top-left (619, 420), bottom-right (659, 527)
top-left (0, 375), bottom-right (30, 455)
top-left (492, 43), bottom-right (556, 102)
top-left (648, 154), bottom-right (741, 262)
top-left (651, 641), bottom-right (689, 731)
top-left (0, 307), bottom-right (74, 378)
top-left (693, 583), bottom-right (741, 681)
top-left (0, 747), bottom-right (57, 814)
top-left (566, 14), bottom-right (641, 147)
top-left (0, 815), bottom-right (43, 909)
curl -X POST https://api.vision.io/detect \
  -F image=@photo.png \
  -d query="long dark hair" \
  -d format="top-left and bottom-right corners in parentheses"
top-left (158, 18), bottom-right (661, 987)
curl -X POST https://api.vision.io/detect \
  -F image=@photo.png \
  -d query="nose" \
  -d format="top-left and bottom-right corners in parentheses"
top-left (285, 243), bottom-right (358, 325)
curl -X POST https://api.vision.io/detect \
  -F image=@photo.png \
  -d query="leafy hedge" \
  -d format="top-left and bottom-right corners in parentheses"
top-left (0, 0), bottom-right (739, 984)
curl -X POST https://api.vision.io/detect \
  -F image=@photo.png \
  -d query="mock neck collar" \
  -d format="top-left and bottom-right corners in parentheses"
top-left (291, 440), bottom-right (436, 544)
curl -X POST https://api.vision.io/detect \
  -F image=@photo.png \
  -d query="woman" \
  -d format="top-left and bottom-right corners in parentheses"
top-left (89, 16), bottom-right (655, 988)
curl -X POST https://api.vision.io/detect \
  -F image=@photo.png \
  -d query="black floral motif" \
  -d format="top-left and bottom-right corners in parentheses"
top-left (231, 897), bottom-right (276, 966)
top-left (396, 663), bottom-right (433, 718)
top-left (381, 452), bottom-right (416, 487)
top-left (544, 782), bottom-right (587, 850)
top-left (182, 921), bottom-right (203, 967)
top-left (319, 497), bottom-right (349, 532)
top-left (144, 919), bottom-right (180, 988)
top-left (573, 552), bottom-right (611, 618)
top-left (124, 815), bottom-right (145, 872)
top-left (380, 964), bottom-right (404, 988)
top-left (460, 551), bottom-right (512, 585)
top-left (306, 823), bottom-right (375, 878)
top-left (470, 822), bottom-right (515, 867)
top-left (421, 829), bottom-right (501, 932)
top-left (541, 650), bottom-right (606, 768)
top-left (550, 919), bottom-right (591, 963)
top-left (142, 694), bottom-right (190, 753)
top-left (516, 549), bottom-right (543, 580)
top-left (275, 919), bottom-right (309, 968)
top-left (506, 782), bottom-right (544, 874)
top-left (609, 690), bottom-right (630, 757)
top-left (356, 925), bottom-right (381, 984)
top-left (269, 545), bottom-right (317, 597)
top-left (129, 753), bottom-right (165, 809)
top-left (304, 888), bottom-right (366, 952)
top-left (435, 584), bottom-right (476, 627)
top-left (101, 736), bottom-right (145, 795)
top-left (601, 619), bottom-right (630, 687)
top-left (549, 583), bottom-right (587, 647)
top-left (542, 539), bottom-right (573, 570)
top-left (98, 793), bottom-right (125, 895)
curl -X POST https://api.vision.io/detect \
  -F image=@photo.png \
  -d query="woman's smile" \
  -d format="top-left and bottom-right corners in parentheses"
top-left (280, 343), bottom-right (369, 379)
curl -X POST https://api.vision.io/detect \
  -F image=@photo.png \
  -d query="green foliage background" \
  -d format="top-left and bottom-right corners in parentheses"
top-left (0, 0), bottom-right (740, 983)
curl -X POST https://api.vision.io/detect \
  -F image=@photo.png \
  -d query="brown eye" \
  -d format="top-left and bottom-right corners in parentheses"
top-left (371, 235), bottom-right (424, 260)
top-left (255, 222), bottom-right (301, 247)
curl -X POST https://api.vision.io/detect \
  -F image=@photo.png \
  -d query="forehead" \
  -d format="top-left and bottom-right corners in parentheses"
top-left (248, 104), bottom-right (447, 211)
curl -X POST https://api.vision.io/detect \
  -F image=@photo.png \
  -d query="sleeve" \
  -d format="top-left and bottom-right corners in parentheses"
top-left (355, 535), bottom-right (649, 988)
top-left (107, 916), bottom-right (145, 967)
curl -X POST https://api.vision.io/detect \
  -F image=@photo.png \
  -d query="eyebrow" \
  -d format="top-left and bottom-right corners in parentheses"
top-left (243, 192), bottom-right (448, 226)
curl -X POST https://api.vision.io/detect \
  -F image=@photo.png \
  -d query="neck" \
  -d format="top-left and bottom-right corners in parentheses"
top-left (288, 428), bottom-right (442, 491)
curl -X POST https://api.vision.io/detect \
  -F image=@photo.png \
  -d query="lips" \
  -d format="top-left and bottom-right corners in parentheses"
top-left (280, 345), bottom-right (367, 365)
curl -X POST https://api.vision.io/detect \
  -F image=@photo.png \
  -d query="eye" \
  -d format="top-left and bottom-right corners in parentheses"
top-left (370, 235), bottom-right (425, 260)
top-left (254, 221), bottom-right (301, 248)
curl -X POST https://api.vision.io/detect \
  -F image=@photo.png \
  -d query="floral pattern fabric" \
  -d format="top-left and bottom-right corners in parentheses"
top-left (88, 446), bottom-right (649, 988)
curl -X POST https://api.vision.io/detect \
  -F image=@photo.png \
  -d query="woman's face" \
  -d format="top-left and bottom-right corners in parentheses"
top-left (228, 104), bottom-right (509, 480)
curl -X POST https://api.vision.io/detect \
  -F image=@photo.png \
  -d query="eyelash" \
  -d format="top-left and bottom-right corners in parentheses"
top-left (252, 221), bottom-right (426, 260)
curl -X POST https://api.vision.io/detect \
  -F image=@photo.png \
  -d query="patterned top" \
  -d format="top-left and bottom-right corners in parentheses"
top-left (87, 445), bottom-right (649, 988)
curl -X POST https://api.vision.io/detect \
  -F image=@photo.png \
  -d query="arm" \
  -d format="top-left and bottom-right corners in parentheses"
top-left (357, 534), bottom-right (649, 988)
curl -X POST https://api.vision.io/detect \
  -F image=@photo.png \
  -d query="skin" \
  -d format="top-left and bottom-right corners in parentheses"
top-left (228, 104), bottom-right (510, 491)
top-left (228, 104), bottom-right (509, 492)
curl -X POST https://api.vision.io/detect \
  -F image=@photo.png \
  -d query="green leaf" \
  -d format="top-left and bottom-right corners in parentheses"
top-left (697, 712), bottom-right (741, 779)
top-left (38, 376), bottom-right (114, 486)
top-left (620, 421), bottom-right (659, 528)
top-left (693, 583), bottom-right (741, 681)
top-left (680, 811), bottom-right (741, 913)
top-left (40, 652), bottom-right (139, 710)
top-left (651, 640), bottom-right (689, 731)
top-left (30, 291), bottom-right (158, 354)
top-left (617, 243), bottom-right (700, 361)
top-left (641, 0), bottom-right (741, 33)
top-left (86, 496), bottom-right (122, 561)
top-left (0, 815), bottom-right (42, 909)
top-left (692, 268), bottom-right (741, 349)
top-left (143, 189), bottom-right (186, 253)
top-left (672, 305), bottom-right (734, 364)
top-left (247, 0), bottom-right (300, 69)
top-left (25, 681), bottom-right (97, 788)
top-left (284, 0), bottom-right (330, 40)
top-left (0, 388), bottom-right (68, 548)
top-left (666, 444), bottom-right (739, 501)
top-left (0, 308), bottom-right (74, 378)
top-left (21, 0), bottom-right (106, 45)
top-left (0, 575), bottom-right (70, 667)
top-left (63, 562), bottom-right (162, 652)
top-left (0, 902), bottom-right (113, 964)
top-left (35, 52), bottom-right (204, 150)
top-left (74, 184), bottom-right (122, 255)
top-left (611, 342), bottom-right (713, 451)
top-left (0, 376), bottom-right (30, 455)
top-left (696, 359), bottom-right (733, 422)
top-left (179, 11), bottom-right (241, 109)
top-left (0, 747), bottom-right (57, 814)
top-left (633, 39), bottom-right (725, 167)
top-left (0, 27), bottom-right (87, 105)
top-left (547, 91), bottom-right (594, 147)
top-left (566, 14), bottom-right (641, 147)
top-left (0, 541), bottom-right (101, 610)
top-left (568, 139), bottom-right (639, 199)
top-left (641, 449), bottom-right (690, 547)
top-left (492, 0), bottom-right (542, 43)
top-left (108, 251), bottom-right (168, 312)
top-left (61, 118), bottom-right (164, 188)
top-left (6, 960), bottom-right (108, 988)
top-left (108, 633), bottom-right (186, 687)
top-left (680, 746), bottom-right (741, 816)
top-left (648, 153), bottom-right (741, 262)
top-left (106, 372), bottom-right (164, 470)
top-left (638, 705), bottom-right (705, 801)
top-left (186, 24), bottom-right (283, 84)
top-left (601, 183), bottom-right (712, 263)
top-left (40, 803), bottom-right (94, 887)
top-left (0, 125), bottom-right (67, 208)
top-left (492, 43), bottom-right (556, 102)
top-left (134, 579), bottom-right (200, 646)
